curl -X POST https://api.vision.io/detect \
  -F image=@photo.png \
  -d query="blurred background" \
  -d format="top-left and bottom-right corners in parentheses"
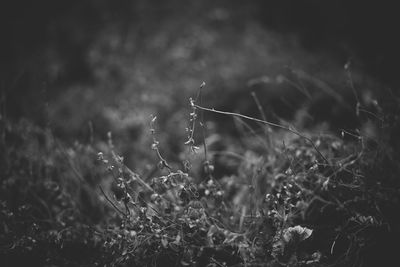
top-left (1, 0), bottom-right (398, 170)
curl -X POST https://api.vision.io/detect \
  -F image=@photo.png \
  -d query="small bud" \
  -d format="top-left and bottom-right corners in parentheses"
top-left (107, 165), bottom-right (114, 171)
top-left (189, 98), bottom-right (195, 107)
top-left (151, 141), bottom-right (159, 150)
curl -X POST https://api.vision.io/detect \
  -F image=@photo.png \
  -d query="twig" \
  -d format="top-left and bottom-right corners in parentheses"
top-left (194, 104), bottom-right (329, 164)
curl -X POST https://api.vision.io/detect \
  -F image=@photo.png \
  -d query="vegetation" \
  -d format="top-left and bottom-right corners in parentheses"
top-left (2, 2), bottom-right (400, 266)
top-left (1, 75), bottom-right (399, 266)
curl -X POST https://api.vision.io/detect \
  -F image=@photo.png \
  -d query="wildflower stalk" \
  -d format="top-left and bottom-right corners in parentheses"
top-left (150, 115), bottom-right (172, 172)
top-left (186, 82), bottom-right (215, 178)
top-left (199, 82), bottom-right (208, 162)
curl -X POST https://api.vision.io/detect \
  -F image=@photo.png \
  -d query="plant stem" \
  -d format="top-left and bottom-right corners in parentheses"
top-left (193, 104), bottom-right (329, 164)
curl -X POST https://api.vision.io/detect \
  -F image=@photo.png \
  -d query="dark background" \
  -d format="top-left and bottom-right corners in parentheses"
top-left (2, 0), bottom-right (399, 82)
top-left (1, 0), bottom-right (398, 140)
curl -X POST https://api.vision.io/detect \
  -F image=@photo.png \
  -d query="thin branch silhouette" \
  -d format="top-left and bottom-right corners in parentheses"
top-left (193, 104), bottom-right (329, 164)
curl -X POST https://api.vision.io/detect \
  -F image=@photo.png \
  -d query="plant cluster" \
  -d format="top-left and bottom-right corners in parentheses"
top-left (1, 83), bottom-right (399, 267)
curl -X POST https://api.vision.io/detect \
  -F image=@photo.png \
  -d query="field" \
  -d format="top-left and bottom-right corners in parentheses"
top-left (1, 1), bottom-right (400, 266)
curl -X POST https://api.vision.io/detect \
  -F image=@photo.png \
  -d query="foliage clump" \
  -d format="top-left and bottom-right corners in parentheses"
top-left (1, 84), bottom-right (400, 267)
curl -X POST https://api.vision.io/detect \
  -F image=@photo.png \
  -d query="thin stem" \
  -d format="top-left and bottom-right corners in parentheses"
top-left (124, 165), bottom-right (155, 193)
top-left (345, 63), bottom-right (360, 104)
top-left (199, 85), bottom-right (208, 161)
top-left (233, 116), bottom-right (269, 147)
top-left (194, 104), bottom-right (329, 164)
top-left (251, 91), bottom-right (272, 148)
top-left (150, 116), bottom-right (172, 172)
top-left (250, 92), bottom-right (267, 122)
top-left (99, 186), bottom-right (126, 217)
